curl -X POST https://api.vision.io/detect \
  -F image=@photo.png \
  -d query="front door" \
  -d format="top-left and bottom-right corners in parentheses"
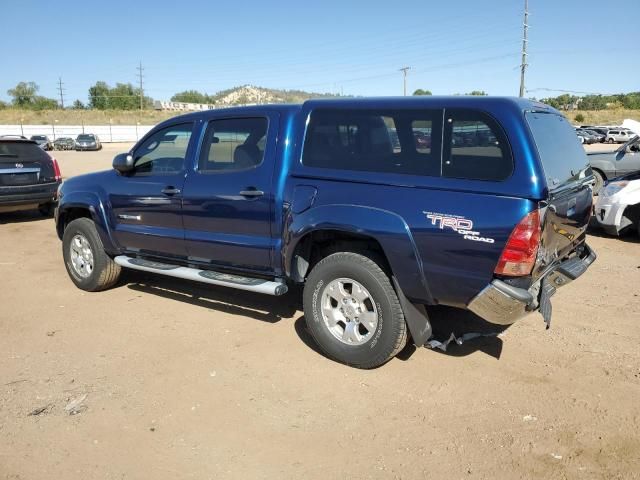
top-left (181, 114), bottom-right (277, 272)
top-left (110, 122), bottom-right (196, 258)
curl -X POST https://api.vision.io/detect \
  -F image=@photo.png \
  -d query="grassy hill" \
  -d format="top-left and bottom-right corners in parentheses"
top-left (1, 81), bottom-right (639, 127)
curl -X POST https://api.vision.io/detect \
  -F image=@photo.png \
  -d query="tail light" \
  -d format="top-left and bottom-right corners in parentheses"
top-left (494, 209), bottom-right (541, 276)
top-left (51, 156), bottom-right (62, 181)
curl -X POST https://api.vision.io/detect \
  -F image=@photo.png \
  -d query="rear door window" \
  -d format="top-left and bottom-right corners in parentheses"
top-left (302, 108), bottom-right (442, 176)
top-left (443, 109), bottom-right (513, 181)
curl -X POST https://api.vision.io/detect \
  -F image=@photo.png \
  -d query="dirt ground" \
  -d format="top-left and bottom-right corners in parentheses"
top-left (1, 144), bottom-right (639, 480)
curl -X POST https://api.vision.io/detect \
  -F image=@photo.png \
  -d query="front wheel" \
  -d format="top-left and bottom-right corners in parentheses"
top-left (303, 252), bottom-right (407, 369)
top-left (592, 170), bottom-right (605, 195)
top-left (608, 138), bottom-right (614, 144)
top-left (62, 218), bottom-right (121, 291)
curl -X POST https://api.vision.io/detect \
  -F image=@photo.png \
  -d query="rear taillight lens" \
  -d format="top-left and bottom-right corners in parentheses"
top-left (51, 156), bottom-right (62, 181)
top-left (494, 209), bottom-right (541, 276)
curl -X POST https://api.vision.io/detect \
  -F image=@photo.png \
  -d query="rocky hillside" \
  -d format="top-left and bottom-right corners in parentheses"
top-left (212, 85), bottom-right (340, 105)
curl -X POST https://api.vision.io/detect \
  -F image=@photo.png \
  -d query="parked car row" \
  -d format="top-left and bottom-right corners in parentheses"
top-left (577, 125), bottom-right (637, 144)
top-left (21, 134), bottom-right (103, 151)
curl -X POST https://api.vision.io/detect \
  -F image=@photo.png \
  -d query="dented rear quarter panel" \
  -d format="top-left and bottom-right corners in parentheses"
top-left (282, 97), bottom-right (548, 307)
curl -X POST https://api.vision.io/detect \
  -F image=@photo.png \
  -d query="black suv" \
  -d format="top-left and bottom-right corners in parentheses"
top-left (0, 138), bottom-right (62, 216)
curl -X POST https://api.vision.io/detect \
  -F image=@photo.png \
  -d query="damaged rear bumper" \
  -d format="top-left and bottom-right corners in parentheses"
top-left (467, 244), bottom-right (597, 326)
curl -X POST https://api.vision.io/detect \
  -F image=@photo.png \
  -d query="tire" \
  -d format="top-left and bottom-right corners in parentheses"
top-left (62, 217), bottom-right (121, 291)
top-left (303, 251), bottom-right (407, 369)
top-left (592, 170), bottom-right (605, 195)
top-left (38, 202), bottom-right (56, 217)
top-left (608, 138), bottom-right (614, 144)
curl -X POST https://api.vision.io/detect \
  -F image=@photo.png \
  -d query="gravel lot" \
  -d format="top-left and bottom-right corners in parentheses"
top-left (1, 143), bottom-right (639, 480)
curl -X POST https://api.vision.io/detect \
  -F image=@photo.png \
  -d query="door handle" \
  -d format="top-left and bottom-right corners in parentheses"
top-left (239, 189), bottom-right (264, 197)
top-left (161, 186), bottom-right (181, 196)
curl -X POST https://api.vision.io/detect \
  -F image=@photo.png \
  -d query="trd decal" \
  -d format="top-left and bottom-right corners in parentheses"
top-left (423, 211), bottom-right (495, 244)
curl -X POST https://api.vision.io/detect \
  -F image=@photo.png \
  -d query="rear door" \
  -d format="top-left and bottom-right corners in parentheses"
top-left (109, 122), bottom-right (196, 259)
top-left (525, 112), bottom-right (593, 269)
top-left (181, 114), bottom-right (278, 272)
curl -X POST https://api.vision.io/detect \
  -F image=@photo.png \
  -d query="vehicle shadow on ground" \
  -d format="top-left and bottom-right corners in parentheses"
top-left (124, 270), bottom-right (301, 323)
top-left (294, 305), bottom-right (509, 366)
top-left (0, 210), bottom-right (52, 225)
top-left (587, 224), bottom-right (640, 243)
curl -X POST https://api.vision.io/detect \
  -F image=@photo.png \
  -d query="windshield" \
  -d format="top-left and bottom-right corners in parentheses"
top-left (526, 112), bottom-right (591, 190)
top-left (31, 136), bottom-right (46, 140)
top-left (77, 135), bottom-right (94, 141)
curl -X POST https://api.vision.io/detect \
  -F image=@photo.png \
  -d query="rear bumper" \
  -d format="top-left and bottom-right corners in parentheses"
top-left (0, 181), bottom-right (60, 210)
top-left (467, 244), bottom-right (597, 325)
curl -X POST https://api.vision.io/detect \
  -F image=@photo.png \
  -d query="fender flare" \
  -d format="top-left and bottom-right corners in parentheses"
top-left (57, 191), bottom-right (118, 254)
top-left (285, 203), bottom-right (434, 304)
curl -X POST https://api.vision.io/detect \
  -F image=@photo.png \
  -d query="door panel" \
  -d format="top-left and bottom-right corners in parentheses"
top-left (181, 114), bottom-right (278, 272)
top-left (110, 122), bottom-right (195, 258)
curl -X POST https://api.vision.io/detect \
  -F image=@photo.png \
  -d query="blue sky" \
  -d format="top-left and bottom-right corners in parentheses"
top-left (2, 0), bottom-right (638, 104)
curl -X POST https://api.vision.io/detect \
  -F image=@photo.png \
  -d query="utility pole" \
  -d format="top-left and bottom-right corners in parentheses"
top-left (136, 61), bottom-right (144, 110)
top-left (399, 67), bottom-right (411, 96)
top-left (519, 0), bottom-right (529, 97)
top-left (57, 77), bottom-right (65, 108)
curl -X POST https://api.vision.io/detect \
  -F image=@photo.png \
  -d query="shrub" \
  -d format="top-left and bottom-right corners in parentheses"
top-left (574, 113), bottom-right (585, 123)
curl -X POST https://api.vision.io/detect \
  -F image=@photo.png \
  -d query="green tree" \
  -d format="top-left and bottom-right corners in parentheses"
top-left (171, 90), bottom-right (210, 103)
top-left (88, 81), bottom-right (152, 110)
top-left (466, 90), bottom-right (488, 96)
top-left (72, 99), bottom-right (85, 109)
top-left (88, 81), bottom-right (110, 109)
top-left (0, 100), bottom-right (7, 110)
top-left (32, 96), bottom-right (58, 110)
top-left (412, 89), bottom-right (432, 96)
top-left (7, 81), bottom-right (39, 107)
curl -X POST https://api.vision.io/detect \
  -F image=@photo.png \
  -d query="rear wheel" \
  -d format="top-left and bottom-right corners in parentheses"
top-left (608, 138), bottom-right (614, 144)
top-left (62, 218), bottom-right (121, 291)
top-left (303, 251), bottom-right (407, 369)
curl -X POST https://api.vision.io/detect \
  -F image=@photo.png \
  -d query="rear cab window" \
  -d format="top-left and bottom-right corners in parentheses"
top-left (525, 112), bottom-right (591, 189)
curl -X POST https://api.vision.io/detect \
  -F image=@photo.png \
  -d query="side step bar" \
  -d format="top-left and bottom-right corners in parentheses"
top-left (114, 255), bottom-right (288, 296)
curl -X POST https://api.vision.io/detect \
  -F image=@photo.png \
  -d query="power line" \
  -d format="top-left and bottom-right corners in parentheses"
top-left (519, 0), bottom-right (529, 97)
top-left (136, 61), bottom-right (144, 110)
top-left (399, 66), bottom-right (410, 96)
top-left (57, 77), bottom-right (65, 108)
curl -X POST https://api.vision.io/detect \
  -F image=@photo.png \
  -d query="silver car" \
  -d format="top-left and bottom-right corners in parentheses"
top-left (75, 134), bottom-right (102, 151)
top-left (605, 129), bottom-right (636, 144)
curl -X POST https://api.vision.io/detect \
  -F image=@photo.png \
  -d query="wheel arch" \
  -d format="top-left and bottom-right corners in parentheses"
top-left (285, 204), bottom-right (433, 305)
top-left (56, 192), bottom-right (118, 253)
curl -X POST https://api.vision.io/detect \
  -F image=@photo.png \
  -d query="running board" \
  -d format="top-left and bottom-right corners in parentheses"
top-left (113, 255), bottom-right (288, 296)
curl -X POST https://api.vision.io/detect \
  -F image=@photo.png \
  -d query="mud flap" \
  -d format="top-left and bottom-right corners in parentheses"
top-left (392, 277), bottom-right (432, 346)
top-left (539, 279), bottom-right (556, 330)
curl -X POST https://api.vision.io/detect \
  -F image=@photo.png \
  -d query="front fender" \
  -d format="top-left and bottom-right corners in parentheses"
top-left (285, 204), bottom-right (433, 304)
top-left (57, 191), bottom-right (118, 254)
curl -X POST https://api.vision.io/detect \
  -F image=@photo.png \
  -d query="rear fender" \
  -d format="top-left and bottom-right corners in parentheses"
top-left (285, 204), bottom-right (433, 304)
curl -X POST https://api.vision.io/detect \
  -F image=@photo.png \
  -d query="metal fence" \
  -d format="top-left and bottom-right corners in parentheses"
top-left (0, 124), bottom-right (154, 143)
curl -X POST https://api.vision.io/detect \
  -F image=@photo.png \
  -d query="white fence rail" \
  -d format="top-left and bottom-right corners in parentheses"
top-left (0, 124), bottom-right (154, 143)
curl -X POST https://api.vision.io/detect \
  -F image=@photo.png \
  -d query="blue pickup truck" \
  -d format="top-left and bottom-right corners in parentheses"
top-left (56, 97), bottom-right (596, 368)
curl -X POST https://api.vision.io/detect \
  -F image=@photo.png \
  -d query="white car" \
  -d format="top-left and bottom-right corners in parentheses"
top-left (594, 171), bottom-right (640, 236)
top-left (605, 129), bottom-right (636, 144)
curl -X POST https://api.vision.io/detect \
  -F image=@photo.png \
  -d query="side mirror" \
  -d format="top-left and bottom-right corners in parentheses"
top-left (113, 153), bottom-right (134, 173)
